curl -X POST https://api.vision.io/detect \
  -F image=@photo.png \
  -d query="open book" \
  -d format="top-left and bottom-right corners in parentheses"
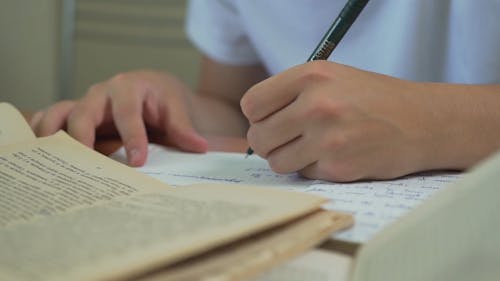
top-left (111, 127), bottom-right (500, 280)
top-left (0, 103), bottom-right (353, 281)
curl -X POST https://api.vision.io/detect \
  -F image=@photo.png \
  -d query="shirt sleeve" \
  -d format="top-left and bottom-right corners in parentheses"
top-left (185, 0), bottom-right (261, 65)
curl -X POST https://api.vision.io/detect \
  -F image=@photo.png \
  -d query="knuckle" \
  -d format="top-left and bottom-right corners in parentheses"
top-left (109, 72), bottom-right (151, 96)
top-left (42, 101), bottom-right (72, 121)
top-left (84, 84), bottom-right (107, 101)
top-left (109, 72), bottom-right (132, 84)
top-left (320, 132), bottom-right (348, 152)
top-left (131, 79), bottom-right (151, 94)
top-left (66, 106), bottom-right (85, 123)
top-left (67, 101), bottom-right (97, 123)
top-left (44, 101), bottom-right (63, 114)
top-left (86, 83), bottom-right (103, 96)
top-left (300, 60), bottom-right (332, 84)
top-left (302, 93), bottom-right (344, 120)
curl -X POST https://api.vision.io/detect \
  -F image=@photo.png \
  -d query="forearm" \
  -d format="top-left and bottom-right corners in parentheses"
top-left (417, 83), bottom-right (500, 170)
top-left (189, 93), bottom-right (248, 137)
top-left (187, 57), bottom-right (268, 138)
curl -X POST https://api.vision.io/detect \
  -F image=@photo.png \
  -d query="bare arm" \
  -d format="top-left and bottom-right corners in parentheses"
top-left (189, 56), bottom-right (268, 136)
top-left (414, 82), bottom-right (500, 171)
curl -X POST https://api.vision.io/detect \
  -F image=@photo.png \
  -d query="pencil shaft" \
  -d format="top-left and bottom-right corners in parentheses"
top-left (308, 0), bottom-right (369, 61)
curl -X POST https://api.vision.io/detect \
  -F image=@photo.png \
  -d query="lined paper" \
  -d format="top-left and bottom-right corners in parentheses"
top-left (112, 145), bottom-right (460, 243)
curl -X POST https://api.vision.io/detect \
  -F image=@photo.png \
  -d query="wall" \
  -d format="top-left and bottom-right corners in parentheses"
top-left (0, 0), bottom-right (59, 111)
top-left (0, 0), bottom-right (201, 111)
top-left (72, 0), bottom-right (201, 98)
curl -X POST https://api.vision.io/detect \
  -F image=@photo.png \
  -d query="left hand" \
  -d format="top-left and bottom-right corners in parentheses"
top-left (240, 61), bottom-right (437, 182)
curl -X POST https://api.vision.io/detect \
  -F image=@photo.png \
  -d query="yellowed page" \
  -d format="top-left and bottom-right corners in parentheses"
top-left (133, 211), bottom-right (352, 281)
top-left (0, 103), bottom-right (35, 145)
top-left (0, 132), bottom-right (328, 281)
top-left (350, 150), bottom-right (500, 281)
top-left (255, 249), bottom-right (352, 281)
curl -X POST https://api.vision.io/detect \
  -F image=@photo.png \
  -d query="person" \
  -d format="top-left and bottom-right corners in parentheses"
top-left (30, 0), bottom-right (500, 182)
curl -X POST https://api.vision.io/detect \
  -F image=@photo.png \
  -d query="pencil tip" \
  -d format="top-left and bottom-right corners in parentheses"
top-left (246, 147), bottom-right (254, 157)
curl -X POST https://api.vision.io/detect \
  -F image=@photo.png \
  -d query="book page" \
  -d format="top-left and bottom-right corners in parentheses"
top-left (0, 132), bottom-right (328, 281)
top-left (112, 144), bottom-right (461, 243)
top-left (135, 211), bottom-right (352, 281)
top-left (254, 249), bottom-right (352, 281)
top-left (0, 103), bottom-right (36, 145)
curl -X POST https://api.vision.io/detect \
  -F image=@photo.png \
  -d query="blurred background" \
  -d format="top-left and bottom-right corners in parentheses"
top-left (0, 0), bottom-right (201, 111)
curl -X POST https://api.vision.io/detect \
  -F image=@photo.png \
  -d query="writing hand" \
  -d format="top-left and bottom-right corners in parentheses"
top-left (30, 70), bottom-right (208, 166)
top-left (241, 61), bottom-right (434, 182)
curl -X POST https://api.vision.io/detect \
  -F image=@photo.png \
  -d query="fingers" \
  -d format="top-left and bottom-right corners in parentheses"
top-left (107, 87), bottom-right (150, 166)
top-left (162, 94), bottom-right (208, 153)
top-left (300, 163), bottom-right (331, 181)
top-left (266, 135), bottom-right (320, 174)
top-left (241, 65), bottom-right (303, 123)
top-left (167, 124), bottom-right (208, 153)
top-left (247, 100), bottom-right (305, 157)
top-left (107, 75), bottom-right (207, 164)
top-left (66, 86), bottom-right (110, 149)
top-left (241, 61), bottom-right (331, 123)
top-left (31, 100), bottom-right (76, 136)
top-left (299, 161), bottom-right (344, 182)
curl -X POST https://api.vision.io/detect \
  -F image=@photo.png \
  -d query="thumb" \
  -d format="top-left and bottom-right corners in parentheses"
top-left (167, 124), bottom-right (208, 153)
top-left (163, 93), bottom-right (208, 153)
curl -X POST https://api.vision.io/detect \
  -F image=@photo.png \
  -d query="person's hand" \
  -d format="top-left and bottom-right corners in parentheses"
top-left (30, 70), bottom-right (208, 166)
top-left (241, 61), bottom-right (443, 182)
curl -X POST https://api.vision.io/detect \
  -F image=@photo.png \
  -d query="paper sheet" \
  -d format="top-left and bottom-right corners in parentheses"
top-left (0, 103), bottom-right (36, 146)
top-left (112, 145), bottom-right (460, 243)
top-left (0, 133), bottom-right (328, 281)
top-left (255, 249), bottom-right (352, 281)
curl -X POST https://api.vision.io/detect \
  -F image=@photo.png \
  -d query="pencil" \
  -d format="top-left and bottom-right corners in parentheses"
top-left (246, 0), bottom-right (370, 157)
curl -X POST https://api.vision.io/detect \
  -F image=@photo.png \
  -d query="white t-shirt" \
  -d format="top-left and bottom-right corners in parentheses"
top-left (186, 0), bottom-right (500, 84)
